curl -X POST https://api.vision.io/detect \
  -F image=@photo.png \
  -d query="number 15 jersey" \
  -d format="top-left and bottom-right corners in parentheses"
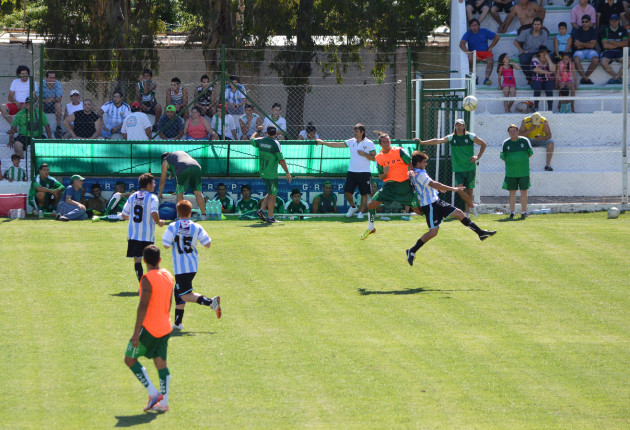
top-left (123, 190), bottom-right (160, 242)
top-left (162, 219), bottom-right (211, 275)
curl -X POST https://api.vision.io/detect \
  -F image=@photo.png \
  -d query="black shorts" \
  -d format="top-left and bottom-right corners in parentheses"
top-left (43, 102), bottom-right (57, 114)
top-left (126, 239), bottom-right (154, 258)
top-left (142, 100), bottom-right (158, 115)
top-left (491, 1), bottom-right (513, 13)
top-left (422, 199), bottom-right (457, 229)
top-left (174, 272), bottom-right (196, 304)
top-left (466, 0), bottom-right (491, 13)
top-left (344, 171), bottom-right (372, 195)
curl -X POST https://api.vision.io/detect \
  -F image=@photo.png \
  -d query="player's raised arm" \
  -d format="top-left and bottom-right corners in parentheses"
top-left (414, 136), bottom-right (448, 146)
top-left (315, 138), bottom-right (346, 148)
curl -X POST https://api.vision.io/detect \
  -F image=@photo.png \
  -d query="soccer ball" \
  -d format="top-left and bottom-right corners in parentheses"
top-left (462, 95), bottom-right (478, 112)
top-left (607, 207), bottom-right (620, 219)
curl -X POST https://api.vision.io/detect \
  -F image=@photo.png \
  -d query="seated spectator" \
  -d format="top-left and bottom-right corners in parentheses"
top-left (40, 71), bottom-right (63, 137)
top-left (121, 102), bottom-right (152, 140)
top-left (239, 104), bottom-right (262, 139)
top-left (262, 103), bottom-right (287, 140)
top-left (236, 184), bottom-right (259, 213)
top-left (298, 123), bottom-right (320, 140)
top-left (3, 154), bottom-right (27, 182)
top-left (572, 14), bottom-right (600, 84)
top-left (599, 14), bottom-right (628, 84)
top-left (499, 0), bottom-right (546, 34)
top-left (519, 111), bottom-right (555, 170)
top-left (184, 106), bottom-right (217, 140)
top-left (64, 99), bottom-right (102, 139)
top-left (284, 188), bottom-right (309, 214)
top-left (195, 74), bottom-right (215, 117)
top-left (166, 77), bottom-right (189, 119)
top-left (136, 68), bottom-right (162, 130)
top-left (312, 180), bottom-right (338, 214)
top-left (157, 105), bottom-right (185, 140)
top-left (8, 98), bottom-right (52, 159)
top-left (28, 163), bottom-right (65, 215)
top-left (56, 174), bottom-right (88, 221)
top-left (465, 0), bottom-right (491, 25)
top-left (213, 182), bottom-right (235, 213)
top-left (597, 0), bottom-right (627, 29)
top-left (99, 91), bottom-right (130, 139)
top-left (514, 17), bottom-right (549, 83)
top-left (86, 183), bottom-right (107, 213)
top-left (571, 0), bottom-right (597, 29)
top-left (460, 18), bottom-right (500, 86)
top-left (553, 22), bottom-right (573, 62)
top-left (555, 52), bottom-right (578, 111)
top-left (530, 47), bottom-right (555, 111)
top-left (1, 65), bottom-right (37, 125)
top-left (224, 75), bottom-right (247, 117)
top-left (63, 90), bottom-right (83, 133)
top-left (490, 0), bottom-right (514, 28)
top-left (211, 104), bottom-right (238, 140)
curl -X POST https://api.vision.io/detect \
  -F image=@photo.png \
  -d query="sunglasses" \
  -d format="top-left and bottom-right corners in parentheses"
top-left (582, 20), bottom-right (590, 23)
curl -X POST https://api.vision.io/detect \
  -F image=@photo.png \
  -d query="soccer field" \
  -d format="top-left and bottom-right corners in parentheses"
top-left (2, 213), bottom-right (630, 429)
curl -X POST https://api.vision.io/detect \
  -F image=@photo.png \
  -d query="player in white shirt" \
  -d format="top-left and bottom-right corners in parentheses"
top-left (162, 200), bottom-right (221, 330)
top-left (122, 173), bottom-right (165, 280)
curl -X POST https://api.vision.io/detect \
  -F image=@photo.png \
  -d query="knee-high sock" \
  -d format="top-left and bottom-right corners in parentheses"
top-left (368, 209), bottom-right (375, 230)
top-left (158, 367), bottom-right (171, 404)
top-left (130, 362), bottom-right (159, 397)
top-left (135, 262), bottom-right (143, 281)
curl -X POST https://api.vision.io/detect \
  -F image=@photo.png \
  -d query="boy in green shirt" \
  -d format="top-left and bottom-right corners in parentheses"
top-left (501, 124), bottom-right (533, 219)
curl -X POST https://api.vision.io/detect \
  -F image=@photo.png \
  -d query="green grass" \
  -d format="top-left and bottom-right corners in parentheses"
top-left (2, 213), bottom-right (630, 429)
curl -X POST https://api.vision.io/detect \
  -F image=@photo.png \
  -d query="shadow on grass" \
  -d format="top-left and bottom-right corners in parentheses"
top-left (111, 292), bottom-right (139, 297)
top-left (241, 222), bottom-right (286, 228)
top-left (170, 330), bottom-right (215, 337)
top-left (496, 217), bottom-right (526, 223)
top-left (358, 287), bottom-right (486, 295)
top-left (115, 412), bottom-right (159, 427)
top-left (1, 218), bottom-right (17, 223)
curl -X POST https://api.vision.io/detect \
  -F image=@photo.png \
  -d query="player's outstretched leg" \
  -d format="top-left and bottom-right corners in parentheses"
top-left (452, 209), bottom-right (496, 240)
top-left (406, 228), bottom-right (438, 266)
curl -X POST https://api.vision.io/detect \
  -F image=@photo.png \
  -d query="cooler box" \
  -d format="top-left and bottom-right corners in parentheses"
top-left (0, 194), bottom-right (26, 216)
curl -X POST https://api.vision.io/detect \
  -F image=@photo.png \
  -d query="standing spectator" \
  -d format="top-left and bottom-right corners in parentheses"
top-left (572, 14), bottom-right (600, 84)
top-left (556, 52), bottom-right (578, 112)
top-left (99, 91), bottom-right (130, 139)
top-left (27, 163), bottom-right (64, 215)
top-left (64, 99), bottom-right (102, 139)
top-left (165, 77), bottom-right (188, 119)
top-left (465, 0), bottom-right (492, 25)
top-left (8, 98), bottom-right (52, 159)
top-left (211, 104), bottom-right (238, 140)
top-left (239, 104), bottom-right (262, 139)
top-left (262, 103), bottom-right (287, 140)
top-left (195, 74), bottom-right (215, 117)
top-left (3, 154), bottom-right (27, 182)
top-left (236, 184), bottom-right (259, 214)
top-left (519, 111), bottom-right (555, 170)
top-left (1, 65), bottom-right (37, 125)
top-left (553, 22), bottom-right (573, 62)
top-left (316, 124), bottom-right (376, 219)
top-left (489, 0), bottom-right (515, 28)
top-left (87, 183), bottom-right (107, 213)
top-left (184, 106), bottom-right (216, 140)
top-left (530, 47), bottom-right (556, 111)
top-left (213, 182), bottom-right (235, 213)
top-left (285, 188), bottom-right (310, 214)
top-left (298, 123), bottom-right (320, 140)
top-left (63, 90), bottom-right (83, 133)
top-left (497, 53), bottom-right (521, 113)
top-left (224, 75), bottom-right (247, 118)
top-left (499, 0), bottom-right (546, 34)
top-left (501, 124), bottom-right (533, 219)
top-left (312, 180), bottom-right (338, 214)
top-left (158, 151), bottom-right (208, 221)
top-left (514, 17), bottom-right (550, 83)
top-left (40, 71), bottom-right (63, 137)
top-left (156, 105), bottom-right (185, 140)
top-left (56, 174), bottom-right (88, 221)
top-left (122, 102), bottom-right (152, 140)
top-left (136, 68), bottom-right (162, 130)
top-left (460, 18), bottom-right (500, 86)
top-left (597, 0), bottom-right (628, 29)
top-left (571, 0), bottom-right (597, 29)
top-left (600, 14), bottom-right (628, 84)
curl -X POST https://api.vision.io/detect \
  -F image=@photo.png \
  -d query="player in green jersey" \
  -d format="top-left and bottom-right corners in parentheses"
top-left (236, 184), bottom-right (259, 214)
top-left (213, 182), bottom-right (235, 213)
top-left (28, 163), bottom-right (65, 214)
top-left (312, 180), bottom-right (338, 214)
top-left (501, 124), bottom-right (533, 219)
top-left (284, 188), bottom-right (309, 215)
top-left (93, 181), bottom-right (132, 222)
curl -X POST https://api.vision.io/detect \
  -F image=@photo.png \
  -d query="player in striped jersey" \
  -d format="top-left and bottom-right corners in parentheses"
top-left (3, 154), bottom-right (27, 182)
top-left (405, 151), bottom-right (496, 266)
top-left (122, 173), bottom-right (165, 281)
top-left (162, 200), bottom-right (221, 330)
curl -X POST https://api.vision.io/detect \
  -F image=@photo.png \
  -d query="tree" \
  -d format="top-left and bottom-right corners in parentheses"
top-left (180, 0), bottom-right (233, 69)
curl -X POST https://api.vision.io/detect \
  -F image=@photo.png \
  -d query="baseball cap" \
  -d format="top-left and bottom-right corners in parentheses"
top-left (291, 188), bottom-right (301, 196)
top-left (216, 104), bottom-right (228, 112)
top-left (610, 14), bottom-right (620, 20)
top-left (455, 118), bottom-right (465, 125)
top-left (165, 104), bottom-right (176, 112)
top-left (130, 101), bottom-right (141, 109)
top-left (530, 112), bottom-right (542, 126)
top-left (266, 126), bottom-right (277, 135)
top-left (70, 174), bottom-right (85, 183)
top-left (70, 90), bottom-right (80, 96)
top-left (322, 180), bottom-right (332, 187)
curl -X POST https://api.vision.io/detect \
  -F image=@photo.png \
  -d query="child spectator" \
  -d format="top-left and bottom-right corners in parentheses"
top-left (3, 154), bottom-right (27, 182)
top-left (553, 22), bottom-right (573, 62)
top-left (555, 52), bottom-right (577, 112)
top-left (557, 88), bottom-right (573, 113)
top-left (497, 53), bottom-right (521, 113)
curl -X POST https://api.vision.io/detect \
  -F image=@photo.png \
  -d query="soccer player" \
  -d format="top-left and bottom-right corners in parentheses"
top-left (501, 123), bottom-right (533, 219)
top-left (124, 245), bottom-right (173, 412)
top-left (162, 200), bottom-right (221, 330)
top-left (28, 163), bottom-right (65, 215)
top-left (122, 173), bottom-right (165, 281)
top-left (235, 184), bottom-right (258, 214)
top-left (158, 151), bottom-right (208, 221)
top-left (251, 125), bottom-right (292, 223)
top-left (361, 132), bottom-right (422, 240)
top-left (92, 181), bottom-right (132, 222)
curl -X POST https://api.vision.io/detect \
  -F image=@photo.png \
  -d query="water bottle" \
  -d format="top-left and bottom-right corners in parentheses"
top-left (401, 216), bottom-right (412, 221)
top-left (205, 200), bottom-right (222, 220)
top-left (38, 210), bottom-right (44, 219)
top-left (531, 208), bottom-right (550, 215)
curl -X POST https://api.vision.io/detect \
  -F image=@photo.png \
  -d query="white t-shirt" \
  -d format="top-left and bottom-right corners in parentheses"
top-left (65, 102), bottom-right (83, 125)
top-left (210, 114), bottom-right (237, 137)
top-left (345, 138), bottom-right (376, 172)
top-left (9, 78), bottom-right (37, 103)
top-left (262, 116), bottom-right (287, 134)
top-left (121, 112), bottom-right (152, 140)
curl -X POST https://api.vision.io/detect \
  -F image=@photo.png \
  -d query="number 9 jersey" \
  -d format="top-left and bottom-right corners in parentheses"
top-left (162, 219), bottom-right (211, 275)
top-left (122, 190), bottom-right (160, 242)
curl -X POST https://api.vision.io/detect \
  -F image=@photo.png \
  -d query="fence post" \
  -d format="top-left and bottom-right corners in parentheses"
top-left (220, 44), bottom-right (226, 141)
top-left (38, 44), bottom-right (44, 138)
top-left (406, 47), bottom-right (412, 139)
top-left (623, 47), bottom-right (628, 204)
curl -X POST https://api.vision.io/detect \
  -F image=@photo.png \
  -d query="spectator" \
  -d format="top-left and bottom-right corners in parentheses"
top-left (56, 174), bottom-right (88, 221)
top-left (99, 91), bottom-right (130, 139)
top-left (86, 183), bottom-right (107, 213)
top-left (136, 68), bottom-right (162, 131)
top-left (572, 14), bottom-right (600, 84)
top-left (519, 111), bottom-right (554, 170)
top-left (158, 151), bottom-right (209, 221)
top-left (64, 99), bottom-right (102, 139)
top-left (3, 153), bottom-right (27, 182)
top-left (557, 87), bottom-right (574, 113)
top-left (63, 90), bottom-right (83, 132)
top-left (465, 0), bottom-right (491, 25)
top-left (236, 184), bottom-right (259, 214)
top-left (122, 102), bottom-right (152, 140)
top-left (556, 51), bottom-right (578, 111)
top-left (1, 65), bottom-right (37, 125)
top-left (597, 0), bottom-right (627, 29)
top-left (460, 18), bottom-right (500, 86)
top-left (8, 98), bottom-right (52, 159)
top-left (239, 104), bottom-right (262, 140)
top-left (262, 103), bottom-right (287, 140)
top-left (298, 123), bottom-right (320, 140)
top-left (530, 46), bottom-right (556, 111)
top-left (224, 75), bottom-right (247, 117)
top-left (514, 17), bottom-right (550, 83)
top-left (490, 0), bottom-right (515, 28)
top-left (501, 124), bottom-right (533, 219)
top-left (600, 14), bottom-right (628, 84)
top-left (27, 163), bottom-right (64, 215)
top-left (195, 74), bottom-right (215, 117)
top-left (213, 182), bottom-right (235, 213)
top-left (211, 104), bottom-right (238, 140)
top-left (497, 53), bottom-right (521, 112)
top-left (184, 106), bottom-right (217, 140)
top-left (40, 71), bottom-right (63, 137)
top-left (553, 22), bottom-right (573, 62)
top-left (312, 180), bottom-right (338, 214)
top-left (157, 105), bottom-right (185, 140)
top-left (285, 188), bottom-right (309, 214)
top-left (571, 0), bottom-right (597, 29)
top-left (499, 0), bottom-right (546, 34)
top-left (166, 77), bottom-right (188, 119)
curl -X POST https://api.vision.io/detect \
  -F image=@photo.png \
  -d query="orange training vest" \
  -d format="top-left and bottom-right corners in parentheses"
top-left (140, 268), bottom-right (174, 337)
top-left (375, 147), bottom-right (410, 182)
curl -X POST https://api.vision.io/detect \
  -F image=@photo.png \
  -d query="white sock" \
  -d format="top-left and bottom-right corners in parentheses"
top-left (107, 213), bottom-right (122, 220)
top-left (368, 222), bottom-right (374, 230)
top-left (140, 366), bottom-right (159, 397)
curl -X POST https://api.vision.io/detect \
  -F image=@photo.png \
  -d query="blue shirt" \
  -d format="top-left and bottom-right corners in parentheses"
top-left (461, 28), bottom-right (496, 52)
top-left (410, 168), bottom-right (439, 207)
top-left (555, 33), bottom-right (571, 53)
top-left (157, 115), bottom-right (184, 139)
top-left (61, 185), bottom-right (83, 204)
top-left (162, 219), bottom-right (211, 275)
top-left (41, 81), bottom-right (63, 102)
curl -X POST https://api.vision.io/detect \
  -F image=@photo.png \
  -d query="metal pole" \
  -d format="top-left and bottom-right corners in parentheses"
top-left (415, 72), bottom-right (421, 140)
top-left (38, 43), bottom-right (44, 138)
top-left (406, 47), bottom-right (412, 139)
top-left (622, 47), bottom-right (628, 204)
top-left (220, 44), bottom-right (226, 141)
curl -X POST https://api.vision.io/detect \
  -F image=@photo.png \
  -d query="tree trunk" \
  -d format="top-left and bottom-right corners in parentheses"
top-left (202, 0), bottom-right (233, 72)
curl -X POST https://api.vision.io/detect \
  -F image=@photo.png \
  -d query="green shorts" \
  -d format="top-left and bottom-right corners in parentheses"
top-left (454, 170), bottom-right (476, 189)
top-left (371, 180), bottom-right (419, 208)
top-left (503, 176), bottom-right (530, 191)
top-left (125, 327), bottom-right (170, 360)
top-left (175, 166), bottom-right (202, 194)
top-left (263, 178), bottom-right (279, 196)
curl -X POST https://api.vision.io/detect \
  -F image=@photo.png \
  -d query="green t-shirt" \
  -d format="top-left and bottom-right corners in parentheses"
top-left (28, 174), bottom-right (64, 202)
top-left (284, 200), bottom-right (309, 214)
top-left (274, 196), bottom-right (285, 214)
top-left (500, 137), bottom-right (533, 177)
top-left (252, 137), bottom-right (284, 179)
top-left (236, 197), bottom-right (258, 213)
top-left (12, 109), bottom-right (50, 138)
top-left (214, 195), bottom-right (235, 213)
top-left (104, 192), bottom-right (128, 215)
top-left (315, 193), bottom-right (337, 213)
top-left (447, 132), bottom-right (476, 173)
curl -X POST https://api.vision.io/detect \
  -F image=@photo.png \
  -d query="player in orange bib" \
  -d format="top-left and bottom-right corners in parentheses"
top-left (360, 132), bottom-right (423, 240)
top-left (124, 245), bottom-right (174, 412)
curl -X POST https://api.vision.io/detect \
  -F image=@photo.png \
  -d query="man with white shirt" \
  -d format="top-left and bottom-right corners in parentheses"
top-left (122, 102), bottom-right (152, 140)
top-left (262, 103), bottom-right (287, 140)
top-left (1, 65), bottom-right (37, 125)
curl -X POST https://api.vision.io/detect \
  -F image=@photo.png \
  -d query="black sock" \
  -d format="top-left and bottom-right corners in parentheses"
top-left (461, 217), bottom-right (483, 235)
top-left (410, 238), bottom-right (425, 253)
top-left (174, 309), bottom-right (184, 325)
top-left (196, 295), bottom-right (212, 306)
top-left (134, 262), bottom-right (143, 281)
